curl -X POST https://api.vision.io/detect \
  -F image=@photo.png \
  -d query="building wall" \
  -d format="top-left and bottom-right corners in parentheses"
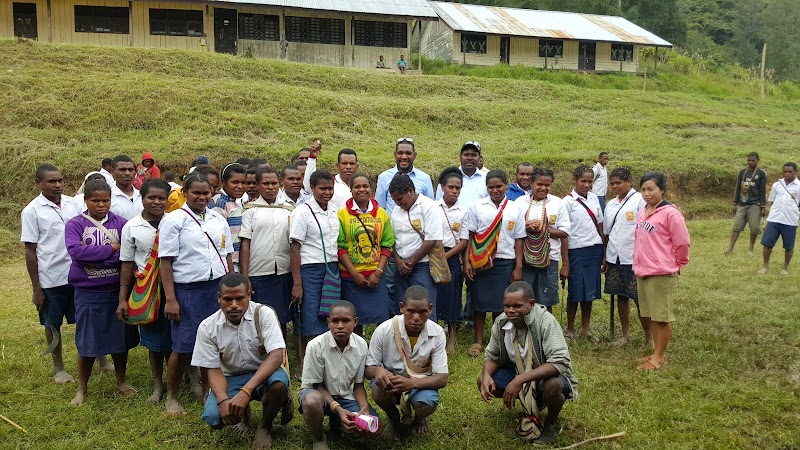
top-left (419, 18), bottom-right (452, 61)
top-left (50, 0), bottom-right (130, 46)
top-left (131, 1), bottom-right (210, 50)
top-left (507, 37), bottom-right (579, 70)
top-left (0, 0), bottom-right (49, 41)
top-left (593, 42), bottom-right (639, 72)
top-left (451, 31), bottom-right (500, 65)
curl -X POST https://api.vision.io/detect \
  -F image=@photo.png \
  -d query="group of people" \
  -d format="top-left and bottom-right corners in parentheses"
top-left (22, 141), bottom-right (705, 448)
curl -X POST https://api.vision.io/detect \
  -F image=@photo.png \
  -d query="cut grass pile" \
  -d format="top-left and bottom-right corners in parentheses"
top-left (1, 220), bottom-right (799, 449)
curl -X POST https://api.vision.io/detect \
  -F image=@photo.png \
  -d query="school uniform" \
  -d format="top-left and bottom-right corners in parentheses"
top-left (210, 190), bottom-right (244, 267)
top-left (277, 188), bottom-right (310, 208)
top-left (110, 185), bottom-right (143, 220)
top-left (435, 167), bottom-right (488, 208)
top-left (592, 163), bottom-right (608, 212)
top-left (159, 204), bottom-right (233, 353)
top-left (516, 194), bottom-right (570, 307)
top-left (762, 179), bottom-right (800, 250)
top-left (437, 200), bottom-right (468, 323)
top-left (120, 213), bottom-right (171, 353)
top-left (463, 197), bottom-right (526, 314)
top-left (563, 190), bottom-right (605, 303)
top-left (391, 194), bottom-right (445, 319)
top-left (65, 212), bottom-right (139, 357)
top-left (21, 194), bottom-right (81, 328)
top-left (303, 158), bottom-right (352, 209)
top-left (290, 198), bottom-right (340, 337)
top-left (239, 196), bottom-right (294, 324)
top-left (603, 190), bottom-right (646, 300)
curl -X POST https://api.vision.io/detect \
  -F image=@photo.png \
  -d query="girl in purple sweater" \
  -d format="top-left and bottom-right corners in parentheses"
top-left (65, 179), bottom-right (138, 405)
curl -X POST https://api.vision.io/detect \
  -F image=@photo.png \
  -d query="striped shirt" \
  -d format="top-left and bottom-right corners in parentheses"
top-left (211, 190), bottom-right (243, 264)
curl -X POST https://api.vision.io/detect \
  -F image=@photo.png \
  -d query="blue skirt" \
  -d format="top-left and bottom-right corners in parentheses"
top-left (139, 289), bottom-right (172, 353)
top-left (471, 258), bottom-right (515, 314)
top-left (567, 244), bottom-right (603, 302)
top-left (341, 274), bottom-right (390, 325)
top-left (171, 279), bottom-right (219, 354)
top-left (299, 263), bottom-right (337, 337)
top-left (436, 253), bottom-right (464, 323)
top-left (251, 273), bottom-right (293, 325)
top-left (74, 288), bottom-right (139, 358)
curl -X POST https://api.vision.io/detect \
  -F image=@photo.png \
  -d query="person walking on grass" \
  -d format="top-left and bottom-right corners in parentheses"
top-left (725, 152), bottom-right (767, 255)
top-left (592, 152), bottom-right (609, 213)
top-left (603, 167), bottom-right (649, 347)
top-left (633, 172), bottom-right (690, 371)
top-left (506, 162), bottom-right (534, 201)
top-left (478, 282), bottom-right (578, 446)
top-left (117, 179), bottom-right (173, 404)
top-left (22, 164), bottom-right (81, 384)
top-left (65, 179), bottom-right (138, 405)
top-left (759, 162), bottom-right (800, 275)
top-left (563, 165), bottom-right (605, 345)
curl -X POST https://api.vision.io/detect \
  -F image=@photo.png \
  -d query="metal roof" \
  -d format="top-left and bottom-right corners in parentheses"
top-left (430, 1), bottom-right (672, 47)
top-left (212, 0), bottom-right (438, 19)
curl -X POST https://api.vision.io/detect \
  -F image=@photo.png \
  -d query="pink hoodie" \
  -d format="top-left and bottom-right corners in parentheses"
top-left (633, 202), bottom-right (690, 277)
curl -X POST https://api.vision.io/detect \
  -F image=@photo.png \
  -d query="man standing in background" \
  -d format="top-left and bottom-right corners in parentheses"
top-left (725, 152), bottom-right (767, 255)
top-left (592, 152), bottom-right (609, 212)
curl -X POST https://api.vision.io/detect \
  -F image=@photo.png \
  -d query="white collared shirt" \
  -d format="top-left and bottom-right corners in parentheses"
top-left (604, 190), bottom-right (646, 264)
top-left (192, 302), bottom-right (285, 376)
top-left (391, 194), bottom-right (445, 261)
top-left (435, 166), bottom-right (488, 208)
top-left (366, 316), bottom-right (448, 375)
top-left (158, 204), bottom-right (233, 283)
top-left (20, 194), bottom-right (81, 288)
top-left (277, 189), bottom-right (310, 208)
top-left (592, 163), bottom-right (608, 197)
top-left (502, 321), bottom-right (530, 361)
top-left (119, 213), bottom-right (159, 272)
top-left (239, 197), bottom-right (292, 276)
top-left (289, 197), bottom-right (339, 264)
top-left (302, 158), bottom-right (352, 210)
top-left (301, 331), bottom-right (368, 400)
top-left (438, 200), bottom-right (469, 249)
top-left (463, 197), bottom-right (526, 259)
top-left (99, 168), bottom-right (116, 188)
top-left (110, 185), bottom-right (143, 220)
top-left (515, 194), bottom-right (570, 260)
top-left (767, 179), bottom-right (800, 226)
top-left (563, 190), bottom-right (605, 249)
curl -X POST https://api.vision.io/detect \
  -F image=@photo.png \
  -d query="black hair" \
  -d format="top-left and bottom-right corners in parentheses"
top-left (112, 154), bottom-right (134, 168)
top-left (221, 162), bottom-right (247, 181)
top-left (438, 166), bottom-right (463, 186)
top-left (194, 164), bottom-right (220, 180)
top-left (349, 172), bottom-right (372, 189)
top-left (162, 171), bottom-right (175, 182)
top-left (86, 173), bottom-right (106, 182)
top-left (101, 157), bottom-right (114, 167)
top-left (330, 300), bottom-right (356, 317)
top-left (140, 178), bottom-right (171, 197)
top-left (784, 162), bottom-right (798, 171)
top-left (640, 171), bottom-right (667, 191)
top-left (388, 173), bottom-right (415, 195)
top-left (183, 172), bottom-right (213, 191)
top-left (310, 170), bottom-right (334, 188)
top-left (609, 166), bottom-right (632, 182)
top-left (84, 179), bottom-right (111, 198)
top-left (295, 160), bottom-right (308, 168)
top-left (337, 148), bottom-right (357, 163)
top-left (747, 152), bottom-right (760, 160)
top-left (599, 152), bottom-right (609, 158)
top-left (292, 148), bottom-right (312, 163)
top-left (485, 169), bottom-right (508, 185)
top-left (396, 139), bottom-right (415, 152)
top-left (280, 164), bottom-right (299, 179)
top-left (573, 164), bottom-right (594, 179)
top-left (250, 158), bottom-right (268, 167)
top-left (218, 272), bottom-right (250, 291)
top-left (505, 281), bottom-right (535, 300)
top-left (401, 285), bottom-right (431, 305)
top-left (255, 166), bottom-right (279, 183)
top-left (516, 162), bottom-right (534, 171)
top-left (35, 164), bottom-right (60, 181)
top-left (236, 157), bottom-right (251, 168)
top-left (532, 167), bottom-right (555, 182)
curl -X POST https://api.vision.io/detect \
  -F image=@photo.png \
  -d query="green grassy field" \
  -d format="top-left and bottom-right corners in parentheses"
top-left (1, 220), bottom-right (799, 449)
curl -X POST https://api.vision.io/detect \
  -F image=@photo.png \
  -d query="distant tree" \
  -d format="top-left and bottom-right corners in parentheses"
top-left (763, 0), bottom-right (800, 80)
top-left (623, 0), bottom-right (688, 46)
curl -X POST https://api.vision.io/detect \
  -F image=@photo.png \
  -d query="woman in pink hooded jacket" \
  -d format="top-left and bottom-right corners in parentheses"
top-left (633, 172), bottom-right (690, 371)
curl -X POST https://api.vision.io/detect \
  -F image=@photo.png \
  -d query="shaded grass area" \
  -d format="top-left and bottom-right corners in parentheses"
top-left (1, 220), bottom-right (799, 448)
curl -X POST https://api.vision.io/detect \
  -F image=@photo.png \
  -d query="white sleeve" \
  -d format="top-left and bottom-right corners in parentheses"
top-left (423, 203), bottom-right (444, 240)
top-left (239, 209), bottom-right (254, 240)
top-left (354, 345), bottom-right (367, 384)
top-left (289, 208), bottom-right (308, 244)
top-left (430, 330), bottom-right (449, 374)
top-left (303, 158), bottom-right (317, 194)
top-left (191, 323), bottom-right (221, 369)
top-left (462, 205), bottom-right (477, 233)
top-left (222, 222), bottom-right (233, 254)
top-left (300, 340), bottom-right (324, 388)
top-left (556, 201), bottom-right (571, 236)
top-left (260, 307), bottom-right (286, 354)
top-left (119, 222), bottom-right (136, 262)
top-left (157, 214), bottom-right (181, 258)
top-left (768, 183), bottom-right (776, 203)
top-left (20, 206), bottom-right (39, 244)
top-left (366, 323), bottom-right (387, 368)
top-left (512, 204), bottom-right (527, 239)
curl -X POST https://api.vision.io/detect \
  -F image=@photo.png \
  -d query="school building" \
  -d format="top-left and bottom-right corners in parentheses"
top-left (0, 0), bottom-right (437, 69)
top-left (419, 1), bottom-right (672, 73)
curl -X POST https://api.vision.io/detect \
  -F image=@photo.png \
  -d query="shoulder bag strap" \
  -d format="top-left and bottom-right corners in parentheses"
top-left (354, 213), bottom-right (379, 250)
top-left (254, 304), bottom-right (264, 348)
top-left (441, 205), bottom-right (460, 245)
top-left (81, 214), bottom-right (120, 245)
top-left (569, 194), bottom-right (602, 239)
top-left (307, 203), bottom-right (332, 269)
top-left (180, 209), bottom-right (228, 273)
top-left (607, 192), bottom-right (634, 234)
top-left (392, 316), bottom-right (431, 376)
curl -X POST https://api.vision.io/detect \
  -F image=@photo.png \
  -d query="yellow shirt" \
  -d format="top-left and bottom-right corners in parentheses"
top-left (167, 188), bottom-right (185, 213)
top-left (409, 336), bottom-right (418, 349)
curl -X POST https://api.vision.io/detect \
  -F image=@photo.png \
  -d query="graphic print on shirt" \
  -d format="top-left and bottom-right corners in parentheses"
top-left (347, 216), bottom-right (381, 263)
top-left (82, 226), bottom-right (121, 278)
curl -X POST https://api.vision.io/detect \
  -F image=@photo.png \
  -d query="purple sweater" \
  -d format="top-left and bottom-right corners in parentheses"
top-left (65, 212), bottom-right (127, 291)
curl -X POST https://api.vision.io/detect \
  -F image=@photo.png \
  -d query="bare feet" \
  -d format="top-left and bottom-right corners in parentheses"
top-left (411, 417), bottom-right (430, 434)
top-left (722, 249), bottom-right (732, 255)
top-left (612, 337), bottom-right (630, 347)
top-left (252, 427), bottom-right (272, 450)
top-left (758, 267), bottom-right (768, 275)
top-left (445, 340), bottom-right (455, 356)
top-left (148, 385), bottom-right (164, 404)
top-left (780, 268), bottom-right (789, 275)
top-left (191, 380), bottom-right (204, 401)
top-left (54, 370), bottom-right (74, 384)
top-left (312, 435), bottom-right (329, 450)
top-left (71, 388), bottom-right (87, 406)
top-left (97, 356), bottom-right (114, 373)
top-left (233, 421), bottom-right (253, 437)
top-left (380, 422), bottom-right (398, 440)
top-left (166, 397), bottom-right (187, 416)
top-left (280, 395), bottom-right (294, 426)
top-left (117, 382), bottom-right (136, 397)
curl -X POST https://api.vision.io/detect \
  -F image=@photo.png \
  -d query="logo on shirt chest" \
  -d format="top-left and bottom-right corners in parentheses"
top-left (507, 221), bottom-right (516, 231)
top-left (411, 219), bottom-right (422, 231)
top-left (626, 211), bottom-right (634, 221)
top-left (451, 222), bottom-right (461, 233)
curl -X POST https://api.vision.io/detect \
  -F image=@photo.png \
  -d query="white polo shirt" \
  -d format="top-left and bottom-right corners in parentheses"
top-left (592, 163), bottom-right (608, 198)
top-left (435, 167), bottom-right (488, 208)
top-left (20, 194), bottom-right (81, 288)
top-left (192, 302), bottom-right (285, 376)
top-left (110, 185), bottom-right (143, 220)
top-left (119, 213), bottom-right (158, 272)
top-left (99, 168), bottom-right (116, 188)
top-left (564, 190), bottom-right (605, 249)
top-left (463, 197), bottom-right (526, 260)
top-left (515, 194), bottom-right (570, 261)
top-left (303, 158), bottom-right (352, 210)
top-left (766, 179), bottom-right (800, 226)
top-left (604, 190), bottom-right (646, 265)
top-left (391, 194), bottom-right (444, 261)
top-left (277, 189), bottom-right (310, 208)
top-left (301, 331), bottom-right (368, 400)
top-left (239, 197), bottom-right (293, 276)
top-left (438, 200), bottom-right (469, 249)
top-left (366, 316), bottom-right (448, 376)
top-left (158, 204), bottom-right (233, 284)
top-left (289, 198), bottom-right (339, 265)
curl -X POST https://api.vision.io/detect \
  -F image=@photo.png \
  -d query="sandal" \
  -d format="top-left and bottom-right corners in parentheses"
top-left (563, 331), bottom-right (577, 341)
top-left (467, 343), bottom-right (483, 357)
top-left (637, 359), bottom-right (667, 371)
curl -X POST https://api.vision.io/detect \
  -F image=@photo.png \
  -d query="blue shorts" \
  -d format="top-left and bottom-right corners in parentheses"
top-left (297, 389), bottom-right (378, 416)
top-left (39, 284), bottom-right (75, 328)
top-left (761, 221), bottom-right (797, 250)
top-left (369, 379), bottom-right (440, 407)
top-left (202, 368), bottom-right (290, 427)
top-left (492, 367), bottom-right (572, 407)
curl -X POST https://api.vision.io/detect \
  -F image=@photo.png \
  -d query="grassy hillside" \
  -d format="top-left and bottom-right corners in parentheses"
top-left (1, 39), bottom-right (799, 248)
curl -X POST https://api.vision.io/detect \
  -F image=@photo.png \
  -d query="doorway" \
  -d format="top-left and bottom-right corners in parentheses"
top-left (13, 3), bottom-right (38, 40)
top-left (214, 8), bottom-right (237, 54)
top-left (579, 42), bottom-right (596, 71)
top-left (500, 36), bottom-right (510, 64)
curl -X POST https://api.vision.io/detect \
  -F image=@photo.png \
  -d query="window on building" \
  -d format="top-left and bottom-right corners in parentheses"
top-left (538, 39), bottom-right (563, 58)
top-left (285, 16), bottom-right (345, 45)
top-left (611, 43), bottom-right (634, 62)
top-left (149, 9), bottom-right (203, 36)
top-left (353, 20), bottom-right (407, 48)
top-left (460, 33), bottom-right (486, 54)
top-left (74, 5), bottom-right (129, 34)
top-left (238, 13), bottom-right (279, 41)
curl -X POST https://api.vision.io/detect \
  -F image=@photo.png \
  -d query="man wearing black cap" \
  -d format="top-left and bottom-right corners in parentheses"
top-left (436, 141), bottom-right (488, 208)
